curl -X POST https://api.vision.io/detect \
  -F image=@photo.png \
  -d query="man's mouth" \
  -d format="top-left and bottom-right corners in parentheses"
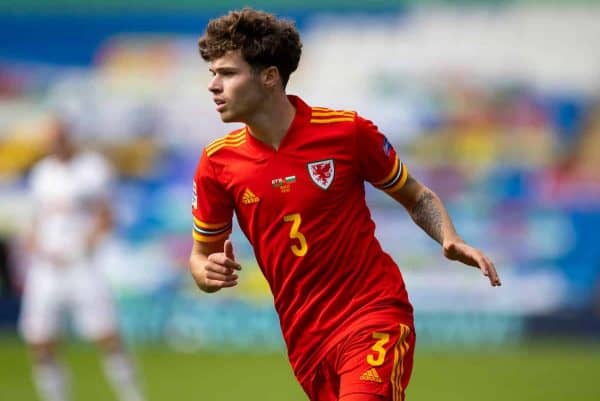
top-left (214, 99), bottom-right (226, 112)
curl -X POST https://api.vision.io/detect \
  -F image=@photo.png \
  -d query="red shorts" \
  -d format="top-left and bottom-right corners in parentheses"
top-left (300, 321), bottom-right (415, 401)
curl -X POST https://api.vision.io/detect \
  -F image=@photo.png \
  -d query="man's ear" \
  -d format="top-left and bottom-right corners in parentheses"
top-left (262, 66), bottom-right (281, 88)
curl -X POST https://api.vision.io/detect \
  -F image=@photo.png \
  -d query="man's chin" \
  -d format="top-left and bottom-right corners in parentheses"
top-left (219, 112), bottom-right (239, 123)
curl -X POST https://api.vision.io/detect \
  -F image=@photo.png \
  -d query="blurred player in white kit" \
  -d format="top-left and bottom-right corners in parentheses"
top-left (19, 117), bottom-right (146, 401)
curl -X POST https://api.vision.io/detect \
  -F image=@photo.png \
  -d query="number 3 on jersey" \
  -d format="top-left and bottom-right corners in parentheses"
top-left (283, 213), bottom-right (308, 257)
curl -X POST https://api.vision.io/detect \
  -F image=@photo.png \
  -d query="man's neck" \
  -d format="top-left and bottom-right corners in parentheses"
top-left (246, 93), bottom-right (296, 150)
top-left (55, 148), bottom-right (76, 163)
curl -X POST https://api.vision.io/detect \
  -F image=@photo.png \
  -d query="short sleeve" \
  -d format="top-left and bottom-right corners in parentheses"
top-left (192, 150), bottom-right (234, 243)
top-left (83, 152), bottom-right (115, 202)
top-left (356, 115), bottom-right (409, 193)
top-left (28, 162), bottom-right (45, 211)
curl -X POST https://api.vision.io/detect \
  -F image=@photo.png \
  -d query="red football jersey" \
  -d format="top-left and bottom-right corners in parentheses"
top-left (192, 96), bottom-right (414, 382)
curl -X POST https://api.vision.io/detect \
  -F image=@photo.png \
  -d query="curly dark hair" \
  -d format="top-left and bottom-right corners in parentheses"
top-left (198, 8), bottom-right (302, 88)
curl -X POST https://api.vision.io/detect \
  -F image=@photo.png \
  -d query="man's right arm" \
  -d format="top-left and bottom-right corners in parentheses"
top-left (189, 239), bottom-right (241, 293)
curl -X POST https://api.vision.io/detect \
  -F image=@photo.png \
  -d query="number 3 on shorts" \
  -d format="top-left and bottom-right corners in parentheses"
top-left (367, 332), bottom-right (390, 366)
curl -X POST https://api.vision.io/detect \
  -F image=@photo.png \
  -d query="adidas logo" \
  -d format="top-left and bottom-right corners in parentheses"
top-left (242, 188), bottom-right (260, 205)
top-left (360, 368), bottom-right (382, 383)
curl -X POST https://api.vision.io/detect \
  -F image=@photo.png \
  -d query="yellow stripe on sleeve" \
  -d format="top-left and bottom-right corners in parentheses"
top-left (312, 106), bottom-right (354, 112)
top-left (384, 164), bottom-right (408, 193)
top-left (310, 117), bottom-right (355, 124)
top-left (206, 137), bottom-right (246, 156)
top-left (311, 111), bottom-right (355, 117)
top-left (373, 157), bottom-right (400, 187)
top-left (206, 130), bottom-right (246, 151)
top-left (193, 218), bottom-right (230, 230)
top-left (192, 229), bottom-right (231, 243)
top-left (206, 129), bottom-right (246, 150)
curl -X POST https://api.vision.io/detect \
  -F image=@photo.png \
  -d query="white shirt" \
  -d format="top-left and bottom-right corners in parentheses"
top-left (29, 151), bottom-right (114, 264)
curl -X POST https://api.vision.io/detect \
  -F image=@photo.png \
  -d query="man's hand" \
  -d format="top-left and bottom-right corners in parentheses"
top-left (191, 240), bottom-right (242, 293)
top-left (443, 240), bottom-right (501, 287)
top-left (86, 199), bottom-right (113, 255)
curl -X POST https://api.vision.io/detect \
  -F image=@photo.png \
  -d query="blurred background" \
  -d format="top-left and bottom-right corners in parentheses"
top-left (1, 0), bottom-right (599, 400)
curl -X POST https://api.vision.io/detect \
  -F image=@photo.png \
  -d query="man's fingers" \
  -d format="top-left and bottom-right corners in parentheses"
top-left (477, 257), bottom-right (490, 277)
top-left (479, 257), bottom-right (501, 287)
top-left (205, 270), bottom-right (238, 283)
top-left (207, 252), bottom-right (241, 270)
top-left (488, 262), bottom-right (501, 287)
top-left (448, 243), bottom-right (501, 287)
top-left (205, 262), bottom-right (239, 288)
top-left (204, 277), bottom-right (238, 289)
top-left (224, 239), bottom-right (236, 261)
top-left (484, 258), bottom-right (501, 286)
top-left (204, 259), bottom-right (239, 290)
top-left (205, 261), bottom-right (237, 276)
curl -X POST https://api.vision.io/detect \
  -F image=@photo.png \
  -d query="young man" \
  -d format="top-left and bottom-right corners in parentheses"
top-left (19, 118), bottom-right (146, 401)
top-left (189, 8), bottom-right (501, 401)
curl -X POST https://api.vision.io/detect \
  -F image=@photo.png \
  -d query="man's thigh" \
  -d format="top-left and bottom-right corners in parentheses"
top-left (19, 266), bottom-right (63, 343)
top-left (340, 393), bottom-right (384, 401)
top-left (338, 322), bottom-right (415, 401)
top-left (70, 267), bottom-right (118, 340)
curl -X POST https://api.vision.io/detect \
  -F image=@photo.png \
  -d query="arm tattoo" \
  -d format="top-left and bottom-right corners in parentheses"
top-left (410, 190), bottom-right (444, 244)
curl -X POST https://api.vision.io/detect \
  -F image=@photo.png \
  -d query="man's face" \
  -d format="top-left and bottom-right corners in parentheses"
top-left (208, 50), bottom-right (267, 123)
top-left (47, 120), bottom-right (74, 159)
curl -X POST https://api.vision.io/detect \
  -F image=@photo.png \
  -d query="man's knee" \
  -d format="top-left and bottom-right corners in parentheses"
top-left (94, 331), bottom-right (122, 354)
top-left (28, 341), bottom-right (57, 364)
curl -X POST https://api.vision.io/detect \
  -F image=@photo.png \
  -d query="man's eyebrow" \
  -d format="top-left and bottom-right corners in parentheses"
top-left (210, 66), bottom-right (237, 72)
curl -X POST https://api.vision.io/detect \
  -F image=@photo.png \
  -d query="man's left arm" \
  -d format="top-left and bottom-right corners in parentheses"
top-left (87, 199), bottom-right (113, 254)
top-left (388, 174), bottom-right (501, 287)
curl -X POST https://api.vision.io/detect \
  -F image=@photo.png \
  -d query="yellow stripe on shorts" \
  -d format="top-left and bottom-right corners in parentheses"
top-left (391, 324), bottom-right (410, 401)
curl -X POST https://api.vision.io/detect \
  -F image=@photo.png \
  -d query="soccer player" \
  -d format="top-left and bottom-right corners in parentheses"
top-left (189, 8), bottom-right (501, 401)
top-left (19, 118), bottom-right (146, 401)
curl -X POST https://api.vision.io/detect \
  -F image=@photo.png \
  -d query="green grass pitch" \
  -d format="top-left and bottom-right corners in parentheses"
top-left (1, 335), bottom-right (599, 400)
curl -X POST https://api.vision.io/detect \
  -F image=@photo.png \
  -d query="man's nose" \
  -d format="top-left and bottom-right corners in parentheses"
top-left (208, 76), bottom-right (221, 93)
